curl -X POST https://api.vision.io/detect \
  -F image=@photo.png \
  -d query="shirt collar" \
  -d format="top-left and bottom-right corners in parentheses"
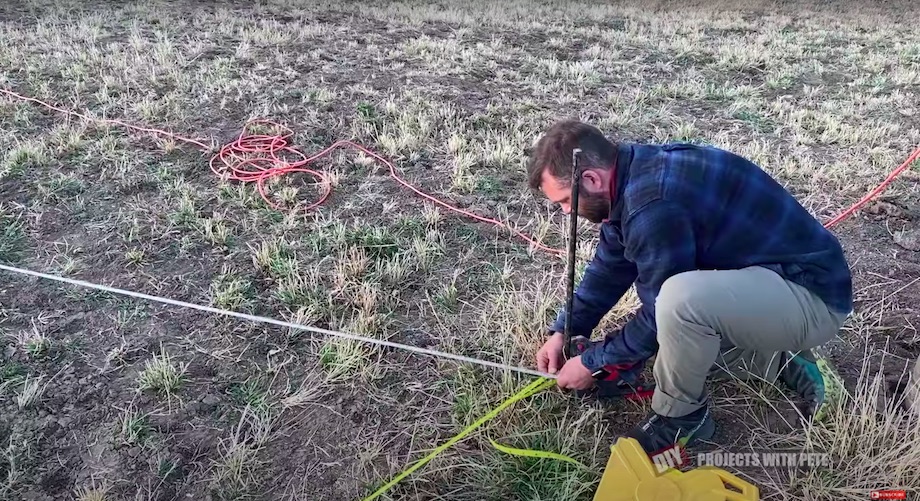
top-left (603, 143), bottom-right (633, 223)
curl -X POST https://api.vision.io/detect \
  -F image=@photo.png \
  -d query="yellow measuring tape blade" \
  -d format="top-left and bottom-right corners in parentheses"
top-left (488, 438), bottom-right (586, 468)
top-left (362, 376), bottom-right (558, 501)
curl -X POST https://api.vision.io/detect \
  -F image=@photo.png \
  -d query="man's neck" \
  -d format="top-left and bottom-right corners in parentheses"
top-left (604, 144), bottom-right (631, 222)
top-left (607, 147), bottom-right (620, 201)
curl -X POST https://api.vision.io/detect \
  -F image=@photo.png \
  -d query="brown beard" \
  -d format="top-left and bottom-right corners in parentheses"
top-left (577, 191), bottom-right (611, 224)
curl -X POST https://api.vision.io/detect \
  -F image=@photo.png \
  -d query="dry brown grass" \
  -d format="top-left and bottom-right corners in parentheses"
top-left (751, 347), bottom-right (920, 500)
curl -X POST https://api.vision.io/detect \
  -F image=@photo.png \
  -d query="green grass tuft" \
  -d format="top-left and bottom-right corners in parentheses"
top-left (229, 377), bottom-right (271, 417)
top-left (37, 174), bottom-right (84, 202)
top-left (251, 239), bottom-right (298, 279)
top-left (319, 338), bottom-right (370, 382)
top-left (0, 208), bottom-right (25, 264)
top-left (0, 141), bottom-right (47, 179)
top-left (347, 225), bottom-right (400, 260)
top-left (137, 346), bottom-right (186, 399)
top-left (210, 268), bottom-right (255, 312)
top-left (117, 406), bottom-right (152, 446)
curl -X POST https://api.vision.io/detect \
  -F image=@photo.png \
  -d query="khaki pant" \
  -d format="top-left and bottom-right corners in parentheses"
top-left (652, 266), bottom-right (849, 417)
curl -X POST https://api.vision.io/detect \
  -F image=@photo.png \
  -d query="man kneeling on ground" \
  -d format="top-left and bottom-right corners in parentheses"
top-left (528, 120), bottom-right (852, 455)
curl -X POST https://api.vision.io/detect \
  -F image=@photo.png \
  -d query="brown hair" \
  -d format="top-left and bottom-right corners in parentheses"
top-left (526, 119), bottom-right (618, 190)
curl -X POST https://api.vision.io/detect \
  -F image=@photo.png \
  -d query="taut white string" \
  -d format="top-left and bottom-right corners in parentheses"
top-left (0, 264), bottom-right (555, 379)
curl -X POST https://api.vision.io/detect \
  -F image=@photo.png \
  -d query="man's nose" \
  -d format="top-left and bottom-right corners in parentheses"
top-left (560, 203), bottom-right (571, 214)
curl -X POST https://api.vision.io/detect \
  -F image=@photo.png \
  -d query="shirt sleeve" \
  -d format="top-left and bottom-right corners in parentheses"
top-left (548, 222), bottom-right (638, 338)
top-left (580, 199), bottom-right (698, 371)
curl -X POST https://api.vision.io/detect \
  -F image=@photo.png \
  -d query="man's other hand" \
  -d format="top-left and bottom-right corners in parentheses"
top-left (536, 332), bottom-right (565, 374)
top-left (556, 356), bottom-right (595, 390)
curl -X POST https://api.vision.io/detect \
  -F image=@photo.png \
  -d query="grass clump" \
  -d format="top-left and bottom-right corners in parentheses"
top-left (37, 173), bottom-right (84, 202)
top-left (11, 325), bottom-right (51, 359)
top-left (117, 406), bottom-right (152, 447)
top-left (319, 338), bottom-right (370, 382)
top-left (16, 374), bottom-right (49, 409)
top-left (347, 225), bottom-right (400, 260)
top-left (168, 192), bottom-right (198, 229)
top-left (229, 377), bottom-right (272, 417)
top-left (74, 483), bottom-right (112, 501)
top-left (433, 272), bottom-right (461, 313)
top-left (386, 372), bottom-right (603, 500)
top-left (137, 346), bottom-right (186, 399)
top-left (250, 238), bottom-right (298, 279)
top-left (0, 141), bottom-right (47, 179)
top-left (0, 361), bottom-right (26, 388)
top-left (208, 407), bottom-right (277, 500)
top-left (275, 271), bottom-right (325, 310)
top-left (199, 213), bottom-right (232, 246)
top-left (448, 366), bottom-right (491, 426)
top-left (210, 267), bottom-right (254, 312)
top-left (124, 248), bottom-right (146, 266)
top-left (0, 206), bottom-right (25, 264)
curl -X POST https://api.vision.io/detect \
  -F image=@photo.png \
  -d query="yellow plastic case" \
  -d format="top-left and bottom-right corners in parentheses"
top-left (594, 437), bottom-right (759, 501)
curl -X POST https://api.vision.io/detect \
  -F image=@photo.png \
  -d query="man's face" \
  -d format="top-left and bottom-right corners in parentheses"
top-left (539, 168), bottom-right (610, 224)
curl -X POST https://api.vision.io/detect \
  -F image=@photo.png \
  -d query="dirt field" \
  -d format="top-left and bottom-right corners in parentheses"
top-left (1, 0), bottom-right (919, 500)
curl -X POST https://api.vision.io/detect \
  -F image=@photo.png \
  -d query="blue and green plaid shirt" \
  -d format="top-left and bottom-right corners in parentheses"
top-left (549, 143), bottom-right (853, 372)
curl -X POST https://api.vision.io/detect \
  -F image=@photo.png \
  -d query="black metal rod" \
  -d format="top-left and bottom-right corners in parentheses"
top-left (564, 148), bottom-right (581, 352)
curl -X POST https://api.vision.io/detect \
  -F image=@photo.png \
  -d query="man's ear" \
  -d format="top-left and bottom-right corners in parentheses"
top-left (580, 169), bottom-right (604, 191)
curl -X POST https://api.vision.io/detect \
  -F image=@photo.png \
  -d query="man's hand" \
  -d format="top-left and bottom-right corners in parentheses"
top-left (556, 355), bottom-right (596, 390)
top-left (536, 332), bottom-right (565, 374)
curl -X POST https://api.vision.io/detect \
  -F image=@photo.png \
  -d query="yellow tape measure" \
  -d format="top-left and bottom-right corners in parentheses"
top-left (362, 377), bottom-right (581, 500)
top-left (489, 438), bottom-right (586, 468)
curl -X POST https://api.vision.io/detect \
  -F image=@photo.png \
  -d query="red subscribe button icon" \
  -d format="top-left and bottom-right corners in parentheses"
top-left (871, 490), bottom-right (906, 500)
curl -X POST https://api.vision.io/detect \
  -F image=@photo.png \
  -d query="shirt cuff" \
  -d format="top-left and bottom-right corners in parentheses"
top-left (580, 344), bottom-right (606, 372)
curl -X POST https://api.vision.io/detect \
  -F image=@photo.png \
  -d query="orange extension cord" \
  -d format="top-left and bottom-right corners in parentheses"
top-left (1, 87), bottom-right (918, 247)
top-left (1, 88), bottom-right (564, 257)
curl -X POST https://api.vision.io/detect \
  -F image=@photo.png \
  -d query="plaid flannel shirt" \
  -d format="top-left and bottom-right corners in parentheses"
top-left (549, 142), bottom-right (853, 373)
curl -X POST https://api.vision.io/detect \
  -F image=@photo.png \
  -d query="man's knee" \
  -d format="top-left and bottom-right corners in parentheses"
top-left (655, 270), bottom-right (711, 328)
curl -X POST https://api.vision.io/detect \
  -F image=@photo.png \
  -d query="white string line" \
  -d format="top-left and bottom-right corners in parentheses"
top-left (0, 263), bottom-right (555, 380)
